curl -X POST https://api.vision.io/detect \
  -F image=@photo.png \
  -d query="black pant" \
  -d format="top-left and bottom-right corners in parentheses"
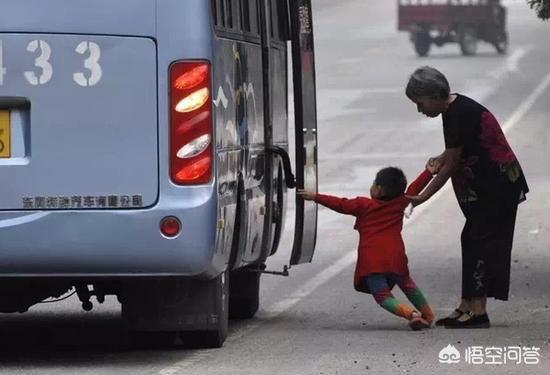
top-left (460, 188), bottom-right (520, 301)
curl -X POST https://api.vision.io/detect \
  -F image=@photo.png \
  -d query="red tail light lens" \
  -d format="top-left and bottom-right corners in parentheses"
top-left (175, 154), bottom-right (211, 182)
top-left (170, 61), bottom-right (213, 185)
top-left (173, 65), bottom-right (209, 90)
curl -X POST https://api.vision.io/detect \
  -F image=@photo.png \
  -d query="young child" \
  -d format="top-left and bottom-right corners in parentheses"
top-left (297, 166), bottom-right (436, 330)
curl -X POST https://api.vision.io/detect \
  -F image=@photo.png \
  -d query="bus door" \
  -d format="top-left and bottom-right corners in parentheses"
top-left (288, 0), bottom-right (318, 265)
top-left (258, 0), bottom-right (317, 267)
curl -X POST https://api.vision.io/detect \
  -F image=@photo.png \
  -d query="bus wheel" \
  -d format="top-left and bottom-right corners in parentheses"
top-left (122, 273), bottom-right (229, 349)
top-left (459, 27), bottom-right (478, 56)
top-left (179, 271), bottom-right (229, 349)
top-left (228, 266), bottom-right (261, 319)
top-left (180, 329), bottom-right (225, 349)
top-left (494, 30), bottom-right (508, 54)
top-left (413, 31), bottom-right (431, 57)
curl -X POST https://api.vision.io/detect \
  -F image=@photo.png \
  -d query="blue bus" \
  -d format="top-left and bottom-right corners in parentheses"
top-left (0, 0), bottom-right (318, 347)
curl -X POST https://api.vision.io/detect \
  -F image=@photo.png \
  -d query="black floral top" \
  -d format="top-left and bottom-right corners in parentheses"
top-left (442, 94), bottom-right (529, 209)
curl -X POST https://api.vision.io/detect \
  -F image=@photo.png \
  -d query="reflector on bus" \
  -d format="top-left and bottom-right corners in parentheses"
top-left (289, 0), bottom-right (318, 266)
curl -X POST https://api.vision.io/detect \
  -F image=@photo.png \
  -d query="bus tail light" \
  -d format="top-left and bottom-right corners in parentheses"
top-left (175, 88), bottom-right (210, 113)
top-left (170, 61), bottom-right (213, 185)
top-left (174, 64), bottom-right (209, 90)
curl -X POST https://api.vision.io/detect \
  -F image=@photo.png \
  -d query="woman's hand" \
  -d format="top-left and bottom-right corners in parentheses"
top-left (297, 189), bottom-right (316, 201)
top-left (405, 193), bottom-right (429, 207)
top-left (426, 158), bottom-right (441, 175)
top-left (426, 154), bottom-right (445, 174)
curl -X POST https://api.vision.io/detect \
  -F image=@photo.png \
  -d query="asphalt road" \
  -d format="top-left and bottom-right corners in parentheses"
top-left (1, 1), bottom-right (549, 374)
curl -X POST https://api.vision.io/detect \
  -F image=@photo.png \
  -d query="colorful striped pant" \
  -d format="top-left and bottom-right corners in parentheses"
top-left (361, 274), bottom-right (434, 322)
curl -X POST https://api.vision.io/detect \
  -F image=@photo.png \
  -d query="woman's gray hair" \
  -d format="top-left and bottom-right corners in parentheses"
top-left (406, 66), bottom-right (450, 100)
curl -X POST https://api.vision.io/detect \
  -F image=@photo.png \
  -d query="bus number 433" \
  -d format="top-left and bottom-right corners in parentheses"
top-left (0, 40), bottom-right (103, 87)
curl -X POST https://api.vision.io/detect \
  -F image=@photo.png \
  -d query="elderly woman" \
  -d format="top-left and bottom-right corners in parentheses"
top-left (405, 66), bottom-right (529, 328)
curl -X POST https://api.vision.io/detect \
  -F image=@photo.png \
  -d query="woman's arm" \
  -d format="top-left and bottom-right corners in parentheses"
top-left (408, 147), bottom-right (462, 206)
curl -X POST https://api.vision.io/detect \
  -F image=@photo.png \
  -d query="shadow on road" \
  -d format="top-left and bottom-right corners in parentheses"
top-left (0, 312), bottom-right (189, 368)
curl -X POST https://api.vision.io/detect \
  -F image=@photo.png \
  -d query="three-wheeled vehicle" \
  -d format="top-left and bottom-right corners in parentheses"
top-left (398, 0), bottom-right (508, 56)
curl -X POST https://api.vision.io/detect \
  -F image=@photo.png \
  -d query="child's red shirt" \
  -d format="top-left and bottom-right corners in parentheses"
top-left (314, 169), bottom-right (433, 291)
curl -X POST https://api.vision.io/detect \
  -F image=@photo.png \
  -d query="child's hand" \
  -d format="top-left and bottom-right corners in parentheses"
top-left (296, 189), bottom-right (316, 201)
top-left (404, 203), bottom-right (414, 219)
top-left (406, 193), bottom-right (429, 207)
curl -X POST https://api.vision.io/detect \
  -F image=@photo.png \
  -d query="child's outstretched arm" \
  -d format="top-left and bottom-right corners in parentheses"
top-left (297, 189), bottom-right (363, 216)
top-left (405, 168), bottom-right (435, 197)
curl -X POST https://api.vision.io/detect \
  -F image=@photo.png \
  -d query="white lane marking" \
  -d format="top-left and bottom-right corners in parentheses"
top-left (502, 71), bottom-right (550, 133)
top-left (488, 47), bottom-right (531, 80)
top-left (465, 46), bottom-right (531, 103)
top-left (159, 352), bottom-right (215, 375)
top-left (262, 251), bottom-right (357, 319)
top-left (502, 0), bottom-right (528, 4)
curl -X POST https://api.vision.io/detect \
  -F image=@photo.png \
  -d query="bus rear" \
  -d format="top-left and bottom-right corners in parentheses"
top-left (0, 0), bottom-right (318, 348)
top-left (0, 0), bottom-right (220, 306)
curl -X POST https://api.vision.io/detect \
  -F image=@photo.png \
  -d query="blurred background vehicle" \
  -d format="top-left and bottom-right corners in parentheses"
top-left (398, 0), bottom-right (508, 56)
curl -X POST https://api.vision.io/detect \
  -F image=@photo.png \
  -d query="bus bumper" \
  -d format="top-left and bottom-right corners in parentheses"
top-left (0, 202), bottom-right (219, 278)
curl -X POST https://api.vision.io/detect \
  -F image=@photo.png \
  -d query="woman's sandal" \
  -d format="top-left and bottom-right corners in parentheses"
top-left (434, 308), bottom-right (466, 326)
top-left (444, 311), bottom-right (491, 329)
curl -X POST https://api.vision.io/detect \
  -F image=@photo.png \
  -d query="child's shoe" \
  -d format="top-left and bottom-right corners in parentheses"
top-left (419, 306), bottom-right (434, 325)
top-left (408, 312), bottom-right (431, 331)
